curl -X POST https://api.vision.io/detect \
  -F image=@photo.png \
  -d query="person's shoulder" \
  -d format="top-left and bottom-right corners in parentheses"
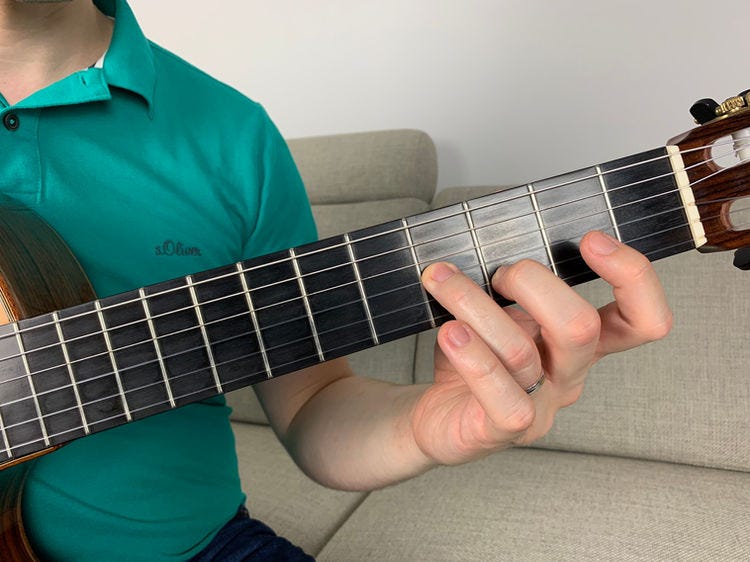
top-left (148, 41), bottom-right (266, 121)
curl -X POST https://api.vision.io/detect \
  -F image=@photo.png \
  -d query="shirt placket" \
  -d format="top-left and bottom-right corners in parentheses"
top-left (0, 107), bottom-right (42, 204)
top-left (0, 68), bottom-right (111, 205)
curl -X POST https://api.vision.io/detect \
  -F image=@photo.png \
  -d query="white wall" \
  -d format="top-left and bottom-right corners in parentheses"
top-left (129, 0), bottom-right (750, 189)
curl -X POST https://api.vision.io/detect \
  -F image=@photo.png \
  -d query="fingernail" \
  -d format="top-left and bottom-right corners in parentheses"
top-left (429, 262), bottom-right (458, 283)
top-left (588, 231), bottom-right (620, 256)
top-left (448, 323), bottom-right (471, 347)
top-left (495, 265), bottom-right (509, 277)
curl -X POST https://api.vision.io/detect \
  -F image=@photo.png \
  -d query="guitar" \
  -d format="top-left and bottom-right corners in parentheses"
top-left (1, 93), bottom-right (750, 560)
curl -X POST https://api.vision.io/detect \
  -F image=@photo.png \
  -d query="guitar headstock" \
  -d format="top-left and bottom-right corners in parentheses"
top-left (668, 91), bottom-right (750, 252)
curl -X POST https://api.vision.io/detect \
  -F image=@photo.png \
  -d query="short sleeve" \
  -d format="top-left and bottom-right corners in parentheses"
top-left (241, 109), bottom-right (318, 259)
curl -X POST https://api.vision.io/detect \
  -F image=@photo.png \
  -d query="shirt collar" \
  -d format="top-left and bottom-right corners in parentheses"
top-left (94, 0), bottom-right (156, 111)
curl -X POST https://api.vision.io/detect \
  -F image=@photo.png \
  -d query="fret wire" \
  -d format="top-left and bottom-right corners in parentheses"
top-left (3, 220), bottom-right (701, 454)
top-left (93, 303), bottom-right (132, 422)
top-left (290, 248), bottom-right (325, 362)
top-left (0, 144), bottom-right (733, 357)
top-left (171, 141), bottom-right (728, 296)
top-left (54, 311), bottom-right (92, 432)
top-left (18, 202), bottom-right (706, 411)
top-left (0, 178), bottom-right (704, 398)
top-left (403, 217), bottom-right (437, 329)
top-left (0, 145), bottom-right (734, 390)
top-left (0, 141), bottom-right (731, 444)
top-left (0, 189), bottom-right (700, 398)
top-left (345, 233), bottom-right (379, 345)
top-left (140, 288), bottom-right (176, 408)
top-left (199, 149), bottom-right (721, 305)
top-left (236, 262), bottom-right (272, 379)
top-left (186, 275), bottom-right (223, 394)
top-left (0, 407), bottom-right (10, 457)
top-left (6, 141), bottom-right (740, 369)
top-left (526, 183), bottom-right (558, 276)
top-left (13, 322), bottom-right (50, 447)
top-left (0, 215), bottom-right (701, 442)
top-left (462, 201), bottom-right (491, 294)
top-left (596, 165), bottom-right (622, 242)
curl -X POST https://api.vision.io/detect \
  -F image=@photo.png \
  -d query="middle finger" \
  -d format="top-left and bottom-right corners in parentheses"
top-left (492, 259), bottom-right (601, 387)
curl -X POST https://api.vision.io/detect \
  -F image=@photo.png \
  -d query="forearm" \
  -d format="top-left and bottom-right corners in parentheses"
top-left (281, 376), bottom-right (435, 491)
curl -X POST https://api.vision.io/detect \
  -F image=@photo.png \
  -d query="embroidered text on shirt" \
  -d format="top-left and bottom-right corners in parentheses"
top-left (154, 240), bottom-right (202, 256)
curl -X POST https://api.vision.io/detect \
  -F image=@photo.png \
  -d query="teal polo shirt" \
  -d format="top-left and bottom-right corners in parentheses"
top-left (0, 0), bottom-right (316, 559)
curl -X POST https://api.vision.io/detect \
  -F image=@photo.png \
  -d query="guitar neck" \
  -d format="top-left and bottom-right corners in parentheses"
top-left (0, 145), bottom-right (697, 465)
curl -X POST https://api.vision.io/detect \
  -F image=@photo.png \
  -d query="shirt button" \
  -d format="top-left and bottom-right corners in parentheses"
top-left (3, 113), bottom-right (19, 131)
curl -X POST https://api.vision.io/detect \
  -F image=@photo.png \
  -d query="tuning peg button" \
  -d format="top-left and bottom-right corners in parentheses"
top-left (690, 98), bottom-right (720, 124)
top-left (733, 247), bottom-right (750, 270)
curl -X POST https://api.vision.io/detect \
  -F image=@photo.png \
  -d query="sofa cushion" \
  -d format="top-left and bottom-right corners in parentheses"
top-left (316, 448), bottom-right (748, 561)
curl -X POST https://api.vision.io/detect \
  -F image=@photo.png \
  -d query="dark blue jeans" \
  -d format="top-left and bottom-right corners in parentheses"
top-left (191, 507), bottom-right (314, 561)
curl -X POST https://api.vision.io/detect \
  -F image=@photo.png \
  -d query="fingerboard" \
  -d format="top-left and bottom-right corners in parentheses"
top-left (0, 145), bottom-right (695, 464)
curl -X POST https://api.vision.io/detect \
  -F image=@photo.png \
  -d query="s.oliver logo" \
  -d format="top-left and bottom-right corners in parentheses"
top-left (155, 240), bottom-right (202, 257)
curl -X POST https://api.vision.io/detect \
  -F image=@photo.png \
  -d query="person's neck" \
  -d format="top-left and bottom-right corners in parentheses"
top-left (0, 0), bottom-right (113, 105)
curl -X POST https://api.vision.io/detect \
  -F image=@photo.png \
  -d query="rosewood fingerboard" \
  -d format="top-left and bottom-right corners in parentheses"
top-left (0, 145), bottom-right (695, 465)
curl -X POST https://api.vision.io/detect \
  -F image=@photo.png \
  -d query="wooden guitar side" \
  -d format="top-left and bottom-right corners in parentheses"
top-left (0, 200), bottom-right (96, 561)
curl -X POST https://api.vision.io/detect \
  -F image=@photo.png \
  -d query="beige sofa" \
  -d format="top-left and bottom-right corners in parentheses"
top-left (225, 130), bottom-right (749, 561)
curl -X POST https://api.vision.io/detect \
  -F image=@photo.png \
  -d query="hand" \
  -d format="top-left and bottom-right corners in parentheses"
top-left (411, 230), bottom-right (672, 466)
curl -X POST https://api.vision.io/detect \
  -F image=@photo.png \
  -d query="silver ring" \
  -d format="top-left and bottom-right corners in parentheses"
top-left (524, 372), bottom-right (546, 395)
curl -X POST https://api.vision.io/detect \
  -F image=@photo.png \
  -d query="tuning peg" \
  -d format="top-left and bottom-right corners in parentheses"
top-left (690, 98), bottom-right (720, 124)
top-left (733, 247), bottom-right (750, 270)
top-left (690, 91), bottom-right (750, 124)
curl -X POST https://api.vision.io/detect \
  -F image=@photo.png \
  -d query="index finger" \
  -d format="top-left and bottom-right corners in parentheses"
top-left (580, 231), bottom-right (673, 356)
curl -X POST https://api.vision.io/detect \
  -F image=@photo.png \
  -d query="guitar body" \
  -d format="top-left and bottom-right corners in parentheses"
top-left (0, 200), bottom-right (96, 561)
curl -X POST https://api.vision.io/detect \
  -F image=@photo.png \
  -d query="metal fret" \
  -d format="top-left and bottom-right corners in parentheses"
top-left (345, 233), bottom-right (379, 345)
top-left (13, 323), bottom-right (50, 447)
top-left (596, 165), bottom-right (622, 242)
top-left (54, 311), bottom-right (93, 432)
top-left (92, 303), bottom-right (131, 423)
top-left (186, 275), bottom-right (223, 394)
top-left (290, 248), bottom-right (325, 362)
top-left (402, 217), bottom-right (437, 328)
top-left (462, 201), bottom-right (491, 293)
top-left (527, 183), bottom-right (558, 276)
top-left (236, 262), bottom-right (272, 379)
top-left (0, 407), bottom-right (10, 459)
top-left (139, 288), bottom-right (176, 408)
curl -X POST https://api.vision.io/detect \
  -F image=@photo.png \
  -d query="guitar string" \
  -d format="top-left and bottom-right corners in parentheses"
top-left (0, 137), bottom-right (742, 378)
top-left (0, 213), bottom-right (725, 444)
top-left (0, 143), bottom-right (748, 438)
top-left (0, 206), bottom-right (707, 416)
top-left (5, 122), bottom-right (750, 438)
top-left (0, 231), bottom-right (702, 452)
top-left (0, 139), bottom-right (739, 353)
top-left (0, 145), bottom-right (744, 391)
top-left (0, 218), bottom-right (700, 443)
top-left (0, 163), bottom-right (734, 392)
top-left (29, 138), bottom-right (750, 335)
